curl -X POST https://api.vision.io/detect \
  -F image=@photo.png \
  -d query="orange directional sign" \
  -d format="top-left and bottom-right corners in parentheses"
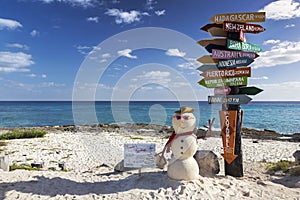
top-left (219, 110), bottom-right (238, 164)
top-left (200, 67), bottom-right (251, 79)
top-left (210, 12), bottom-right (266, 24)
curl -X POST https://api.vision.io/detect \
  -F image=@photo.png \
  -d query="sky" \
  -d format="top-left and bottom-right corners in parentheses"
top-left (0, 0), bottom-right (300, 101)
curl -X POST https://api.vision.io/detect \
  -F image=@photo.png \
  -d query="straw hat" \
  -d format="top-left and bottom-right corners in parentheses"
top-left (174, 106), bottom-right (194, 114)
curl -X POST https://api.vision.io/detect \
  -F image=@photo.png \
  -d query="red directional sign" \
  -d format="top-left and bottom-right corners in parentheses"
top-left (223, 21), bottom-right (265, 33)
top-left (200, 67), bottom-right (251, 79)
top-left (214, 86), bottom-right (231, 95)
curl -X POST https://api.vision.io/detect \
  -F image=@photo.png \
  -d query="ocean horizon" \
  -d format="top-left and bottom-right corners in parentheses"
top-left (0, 101), bottom-right (299, 135)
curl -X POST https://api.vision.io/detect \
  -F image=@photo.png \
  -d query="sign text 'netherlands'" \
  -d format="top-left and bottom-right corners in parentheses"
top-left (223, 21), bottom-right (265, 33)
top-left (219, 110), bottom-right (238, 164)
top-left (210, 12), bottom-right (266, 24)
top-left (208, 95), bottom-right (252, 105)
top-left (227, 39), bottom-right (262, 53)
top-left (198, 76), bottom-right (247, 88)
top-left (212, 49), bottom-right (259, 59)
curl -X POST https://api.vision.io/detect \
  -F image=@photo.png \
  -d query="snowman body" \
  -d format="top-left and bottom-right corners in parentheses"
top-left (167, 112), bottom-right (200, 180)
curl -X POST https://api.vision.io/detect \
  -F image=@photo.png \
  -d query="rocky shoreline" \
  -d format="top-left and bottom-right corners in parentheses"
top-left (1, 123), bottom-right (299, 142)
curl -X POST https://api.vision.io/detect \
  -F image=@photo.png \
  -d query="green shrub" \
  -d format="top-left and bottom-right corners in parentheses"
top-left (0, 129), bottom-right (46, 140)
top-left (266, 160), bottom-right (295, 175)
top-left (9, 163), bottom-right (39, 171)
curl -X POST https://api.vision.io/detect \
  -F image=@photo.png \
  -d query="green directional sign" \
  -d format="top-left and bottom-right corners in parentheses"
top-left (208, 95), bottom-right (252, 105)
top-left (227, 39), bottom-right (262, 53)
top-left (198, 76), bottom-right (247, 88)
top-left (238, 86), bottom-right (263, 95)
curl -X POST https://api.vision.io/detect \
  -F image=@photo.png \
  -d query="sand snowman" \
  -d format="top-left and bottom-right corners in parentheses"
top-left (165, 106), bottom-right (200, 180)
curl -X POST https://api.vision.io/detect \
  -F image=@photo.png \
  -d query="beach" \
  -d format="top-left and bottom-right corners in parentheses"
top-left (0, 124), bottom-right (299, 200)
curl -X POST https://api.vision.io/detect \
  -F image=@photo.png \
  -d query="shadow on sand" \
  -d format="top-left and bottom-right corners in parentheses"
top-left (0, 171), bottom-right (182, 198)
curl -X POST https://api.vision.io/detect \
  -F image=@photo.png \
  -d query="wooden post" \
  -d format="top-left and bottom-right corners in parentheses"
top-left (0, 154), bottom-right (9, 171)
top-left (222, 86), bottom-right (243, 177)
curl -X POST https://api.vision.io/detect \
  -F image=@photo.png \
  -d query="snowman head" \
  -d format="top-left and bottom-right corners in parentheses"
top-left (172, 106), bottom-right (196, 134)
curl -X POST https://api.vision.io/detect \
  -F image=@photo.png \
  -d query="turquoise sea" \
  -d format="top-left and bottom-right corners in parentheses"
top-left (0, 101), bottom-right (299, 134)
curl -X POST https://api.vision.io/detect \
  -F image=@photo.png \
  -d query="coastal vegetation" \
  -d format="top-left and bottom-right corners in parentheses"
top-left (265, 160), bottom-right (300, 176)
top-left (0, 129), bottom-right (46, 140)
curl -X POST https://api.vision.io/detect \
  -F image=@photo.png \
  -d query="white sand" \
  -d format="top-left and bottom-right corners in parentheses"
top-left (0, 129), bottom-right (299, 200)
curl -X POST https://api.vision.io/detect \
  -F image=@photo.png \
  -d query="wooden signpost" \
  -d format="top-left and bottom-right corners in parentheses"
top-left (200, 67), bottom-right (251, 79)
top-left (212, 49), bottom-right (259, 59)
top-left (223, 21), bottom-right (265, 33)
top-left (218, 57), bottom-right (254, 68)
top-left (197, 11), bottom-right (265, 177)
top-left (219, 110), bottom-right (238, 164)
top-left (197, 55), bottom-right (219, 64)
top-left (227, 39), bottom-right (262, 53)
top-left (208, 95), bottom-right (252, 105)
top-left (210, 12), bottom-right (266, 24)
top-left (198, 76), bottom-right (247, 88)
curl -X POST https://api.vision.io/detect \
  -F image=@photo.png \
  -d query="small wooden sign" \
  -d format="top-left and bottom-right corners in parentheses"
top-left (198, 76), bottom-right (248, 88)
top-left (238, 86), bottom-right (263, 95)
top-left (208, 95), bottom-right (252, 104)
top-left (210, 12), bottom-right (266, 24)
top-left (219, 110), bottom-right (238, 164)
top-left (217, 57), bottom-right (254, 68)
top-left (227, 39), bottom-right (262, 53)
top-left (223, 21), bottom-right (266, 33)
top-left (197, 55), bottom-right (219, 64)
top-left (200, 67), bottom-right (251, 79)
top-left (200, 23), bottom-right (223, 32)
top-left (197, 64), bottom-right (218, 72)
top-left (212, 49), bottom-right (259, 59)
top-left (197, 38), bottom-right (227, 47)
top-left (214, 86), bottom-right (231, 95)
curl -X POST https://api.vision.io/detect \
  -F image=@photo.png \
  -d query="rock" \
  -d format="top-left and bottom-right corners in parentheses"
top-left (114, 160), bottom-right (136, 172)
top-left (194, 150), bottom-right (220, 177)
top-left (293, 150), bottom-right (300, 165)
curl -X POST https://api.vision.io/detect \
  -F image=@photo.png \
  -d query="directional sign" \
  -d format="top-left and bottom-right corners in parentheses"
top-left (197, 64), bottom-right (218, 72)
top-left (198, 76), bottom-right (247, 88)
top-left (212, 49), bottom-right (259, 59)
top-left (198, 38), bottom-right (226, 47)
top-left (217, 57), bottom-right (254, 68)
top-left (208, 27), bottom-right (227, 37)
top-left (223, 21), bottom-right (265, 33)
top-left (200, 23), bottom-right (223, 32)
top-left (227, 39), bottom-right (262, 53)
top-left (214, 86), bottom-right (231, 95)
top-left (219, 110), bottom-right (238, 164)
top-left (200, 67), bottom-right (251, 79)
top-left (197, 55), bottom-right (219, 64)
top-left (208, 95), bottom-right (252, 104)
top-left (205, 44), bottom-right (227, 53)
top-left (238, 86), bottom-right (263, 95)
top-left (210, 12), bottom-right (266, 24)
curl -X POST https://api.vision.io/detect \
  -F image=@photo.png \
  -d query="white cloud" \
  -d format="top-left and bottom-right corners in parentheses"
top-left (6, 43), bottom-right (29, 50)
top-left (28, 73), bottom-right (37, 78)
top-left (285, 24), bottom-right (295, 28)
top-left (263, 40), bottom-right (280, 45)
top-left (0, 18), bottom-right (22, 30)
top-left (102, 53), bottom-right (111, 58)
top-left (76, 45), bottom-right (92, 55)
top-left (145, 0), bottom-right (156, 10)
top-left (87, 16), bottom-right (99, 23)
top-left (133, 71), bottom-right (171, 85)
top-left (166, 48), bottom-right (186, 57)
top-left (0, 51), bottom-right (34, 72)
top-left (40, 82), bottom-right (65, 87)
top-left (117, 49), bottom-right (137, 59)
top-left (252, 40), bottom-right (300, 68)
top-left (30, 30), bottom-right (39, 37)
top-left (249, 76), bottom-right (269, 80)
top-left (41, 74), bottom-right (47, 78)
top-left (105, 8), bottom-right (149, 24)
top-left (155, 10), bottom-right (166, 16)
top-left (38, 0), bottom-right (97, 7)
top-left (260, 0), bottom-right (300, 20)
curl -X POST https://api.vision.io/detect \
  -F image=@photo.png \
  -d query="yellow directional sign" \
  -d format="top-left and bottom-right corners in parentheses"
top-left (210, 12), bottom-right (266, 24)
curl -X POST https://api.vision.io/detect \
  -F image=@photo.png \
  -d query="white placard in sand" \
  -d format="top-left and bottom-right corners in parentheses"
top-left (124, 143), bottom-right (156, 168)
